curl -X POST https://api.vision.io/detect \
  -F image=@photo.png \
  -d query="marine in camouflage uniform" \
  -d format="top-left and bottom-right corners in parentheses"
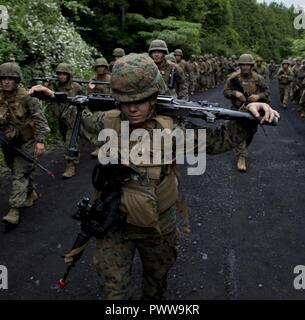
top-left (47, 63), bottom-right (83, 178)
top-left (219, 56), bottom-right (228, 83)
top-left (229, 55), bottom-right (239, 74)
top-left (0, 63), bottom-right (49, 225)
top-left (149, 40), bottom-right (188, 100)
top-left (224, 54), bottom-right (270, 172)
top-left (253, 57), bottom-right (270, 82)
top-left (206, 56), bottom-right (214, 89)
top-left (291, 57), bottom-right (303, 103)
top-left (198, 56), bottom-right (208, 91)
top-left (109, 48), bottom-right (125, 73)
top-left (268, 60), bottom-right (278, 80)
top-left (202, 55), bottom-right (210, 89)
top-left (88, 57), bottom-right (111, 95)
top-left (297, 62), bottom-right (305, 118)
top-left (174, 49), bottom-right (190, 92)
top-left (215, 57), bottom-right (222, 85)
top-left (88, 58), bottom-right (111, 158)
top-left (277, 60), bottom-right (293, 109)
top-left (30, 53), bottom-right (278, 300)
top-left (187, 55), bottom-right (199, 95)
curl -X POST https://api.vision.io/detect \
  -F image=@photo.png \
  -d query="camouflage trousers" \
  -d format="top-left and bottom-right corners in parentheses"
top-left (235, 141), bottom-right (248, 158)
top-left (189, 76), bottom-right (197, 95)
top-left (63, 128), bottom-right (80, 164)
top-left (279, 85), bottom-right (290, 106)
top-left (93, 208), bottom-right (178, 300)
top-left (299, 88), bottom-right (305, 109)
top-left (207, 74), bottom-right (214, 89)
top-left (199, 74), bottom-right (207, 91)
top-left (49, 103), bottom-right (79, 163)
top-left (2, 141), bottom-right (35, 208)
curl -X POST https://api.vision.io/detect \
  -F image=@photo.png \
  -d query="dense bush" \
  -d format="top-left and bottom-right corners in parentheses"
top-left (0, 0), bottom-right (99, 82)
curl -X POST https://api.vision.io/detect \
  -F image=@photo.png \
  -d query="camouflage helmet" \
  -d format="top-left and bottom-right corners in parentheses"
top-left (282, 60), bottom-right (290, 65)
top-left (56, 63), bottom-right (73, 76)
top-left (231, 55), bottom-right (237, 60)
top-left (296, 57), bottom-right (302, 62)
top-left (94, 57), bottom-right (109, 69)
top-left (0, 62), bottom-right (22, 81)
top-left (148, 39), bottom-right (169, 55)
top-left (112, 48), bottom-right (125, 57)
top-left (238, 54), bottom-right (255, 65)
top-left (111, 53), bottom-right (167, 103)
top-left (256, 57), bottom-right (263, 62)
top-left (174, 49), bottom-right (183, 56)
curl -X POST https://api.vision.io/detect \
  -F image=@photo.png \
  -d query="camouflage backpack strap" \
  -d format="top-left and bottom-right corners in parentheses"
top-left (12, 86), bottom-right (31, 119)
top-left (152, 115), bottom-right (174, 131)
top-left (228, 70), bottom-right (241, 82)
top-left (153, 115), bottom-right (191, 235)
top-left (102, 109), bottom-right (122, 133)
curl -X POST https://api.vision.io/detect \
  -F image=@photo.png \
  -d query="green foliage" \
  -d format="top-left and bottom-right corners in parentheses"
top-left (229, 0), bottom-right (300, 62)
top-left (292, 36), bottom-right (305, 56)
top-left (0, 0), bottom-right (302, 73)
top-left (0, 0), bottom-right (98, 83)
top-left (127, 14), bottom-right (202, 57)
top-left (69, 0), bottom-right (302, 63)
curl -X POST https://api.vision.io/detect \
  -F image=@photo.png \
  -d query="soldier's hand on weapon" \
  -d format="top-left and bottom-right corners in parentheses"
top-left (235, 91), bottom-right (246, 102)
top-left (248, 94), bottom-right (260, 103)
top-left (28, 85), bottom-right (55, 97)
top-left (35, 143), bottom-right (45, 156)
top-left (88, 81), bottom-right (96, 90)
top-left (247, 102), bottom-right (280, 124)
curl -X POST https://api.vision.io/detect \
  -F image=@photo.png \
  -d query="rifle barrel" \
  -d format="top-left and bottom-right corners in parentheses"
top-left (0, 132), bottom-right (54, 177)
top-left (32, 77), bottom-right (110, 86)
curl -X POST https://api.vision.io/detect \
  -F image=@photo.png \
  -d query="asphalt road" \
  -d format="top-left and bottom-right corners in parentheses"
top-left (1, 80), bottom-right (305, 300)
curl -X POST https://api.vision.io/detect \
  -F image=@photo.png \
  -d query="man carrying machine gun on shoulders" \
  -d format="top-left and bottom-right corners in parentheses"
top-left (29, 53), bottom-right (279, 300)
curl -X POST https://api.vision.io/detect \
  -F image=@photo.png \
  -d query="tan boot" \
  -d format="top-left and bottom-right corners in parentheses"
top-left (24, 190), bottom-right (39, 208)
top-left (237, 156), bottom-right (247, 172)
top-left (90, 148), bottom-right (99, 158)
top-left (2, 208), bottom-right (20, 225)
top-left (62, 161), bottom-right (76, 179)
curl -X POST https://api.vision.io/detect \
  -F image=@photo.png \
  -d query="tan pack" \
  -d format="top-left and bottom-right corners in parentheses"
top-left (103, 111), bottom-right (178, 229)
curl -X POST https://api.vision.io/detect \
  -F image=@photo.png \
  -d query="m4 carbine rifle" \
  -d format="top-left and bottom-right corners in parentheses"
top-left (0, 130), bottom-right (54, 177)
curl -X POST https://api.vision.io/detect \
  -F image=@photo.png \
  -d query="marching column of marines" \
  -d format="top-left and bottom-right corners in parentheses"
top-left (6, 36), bottom-right (305, 300)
